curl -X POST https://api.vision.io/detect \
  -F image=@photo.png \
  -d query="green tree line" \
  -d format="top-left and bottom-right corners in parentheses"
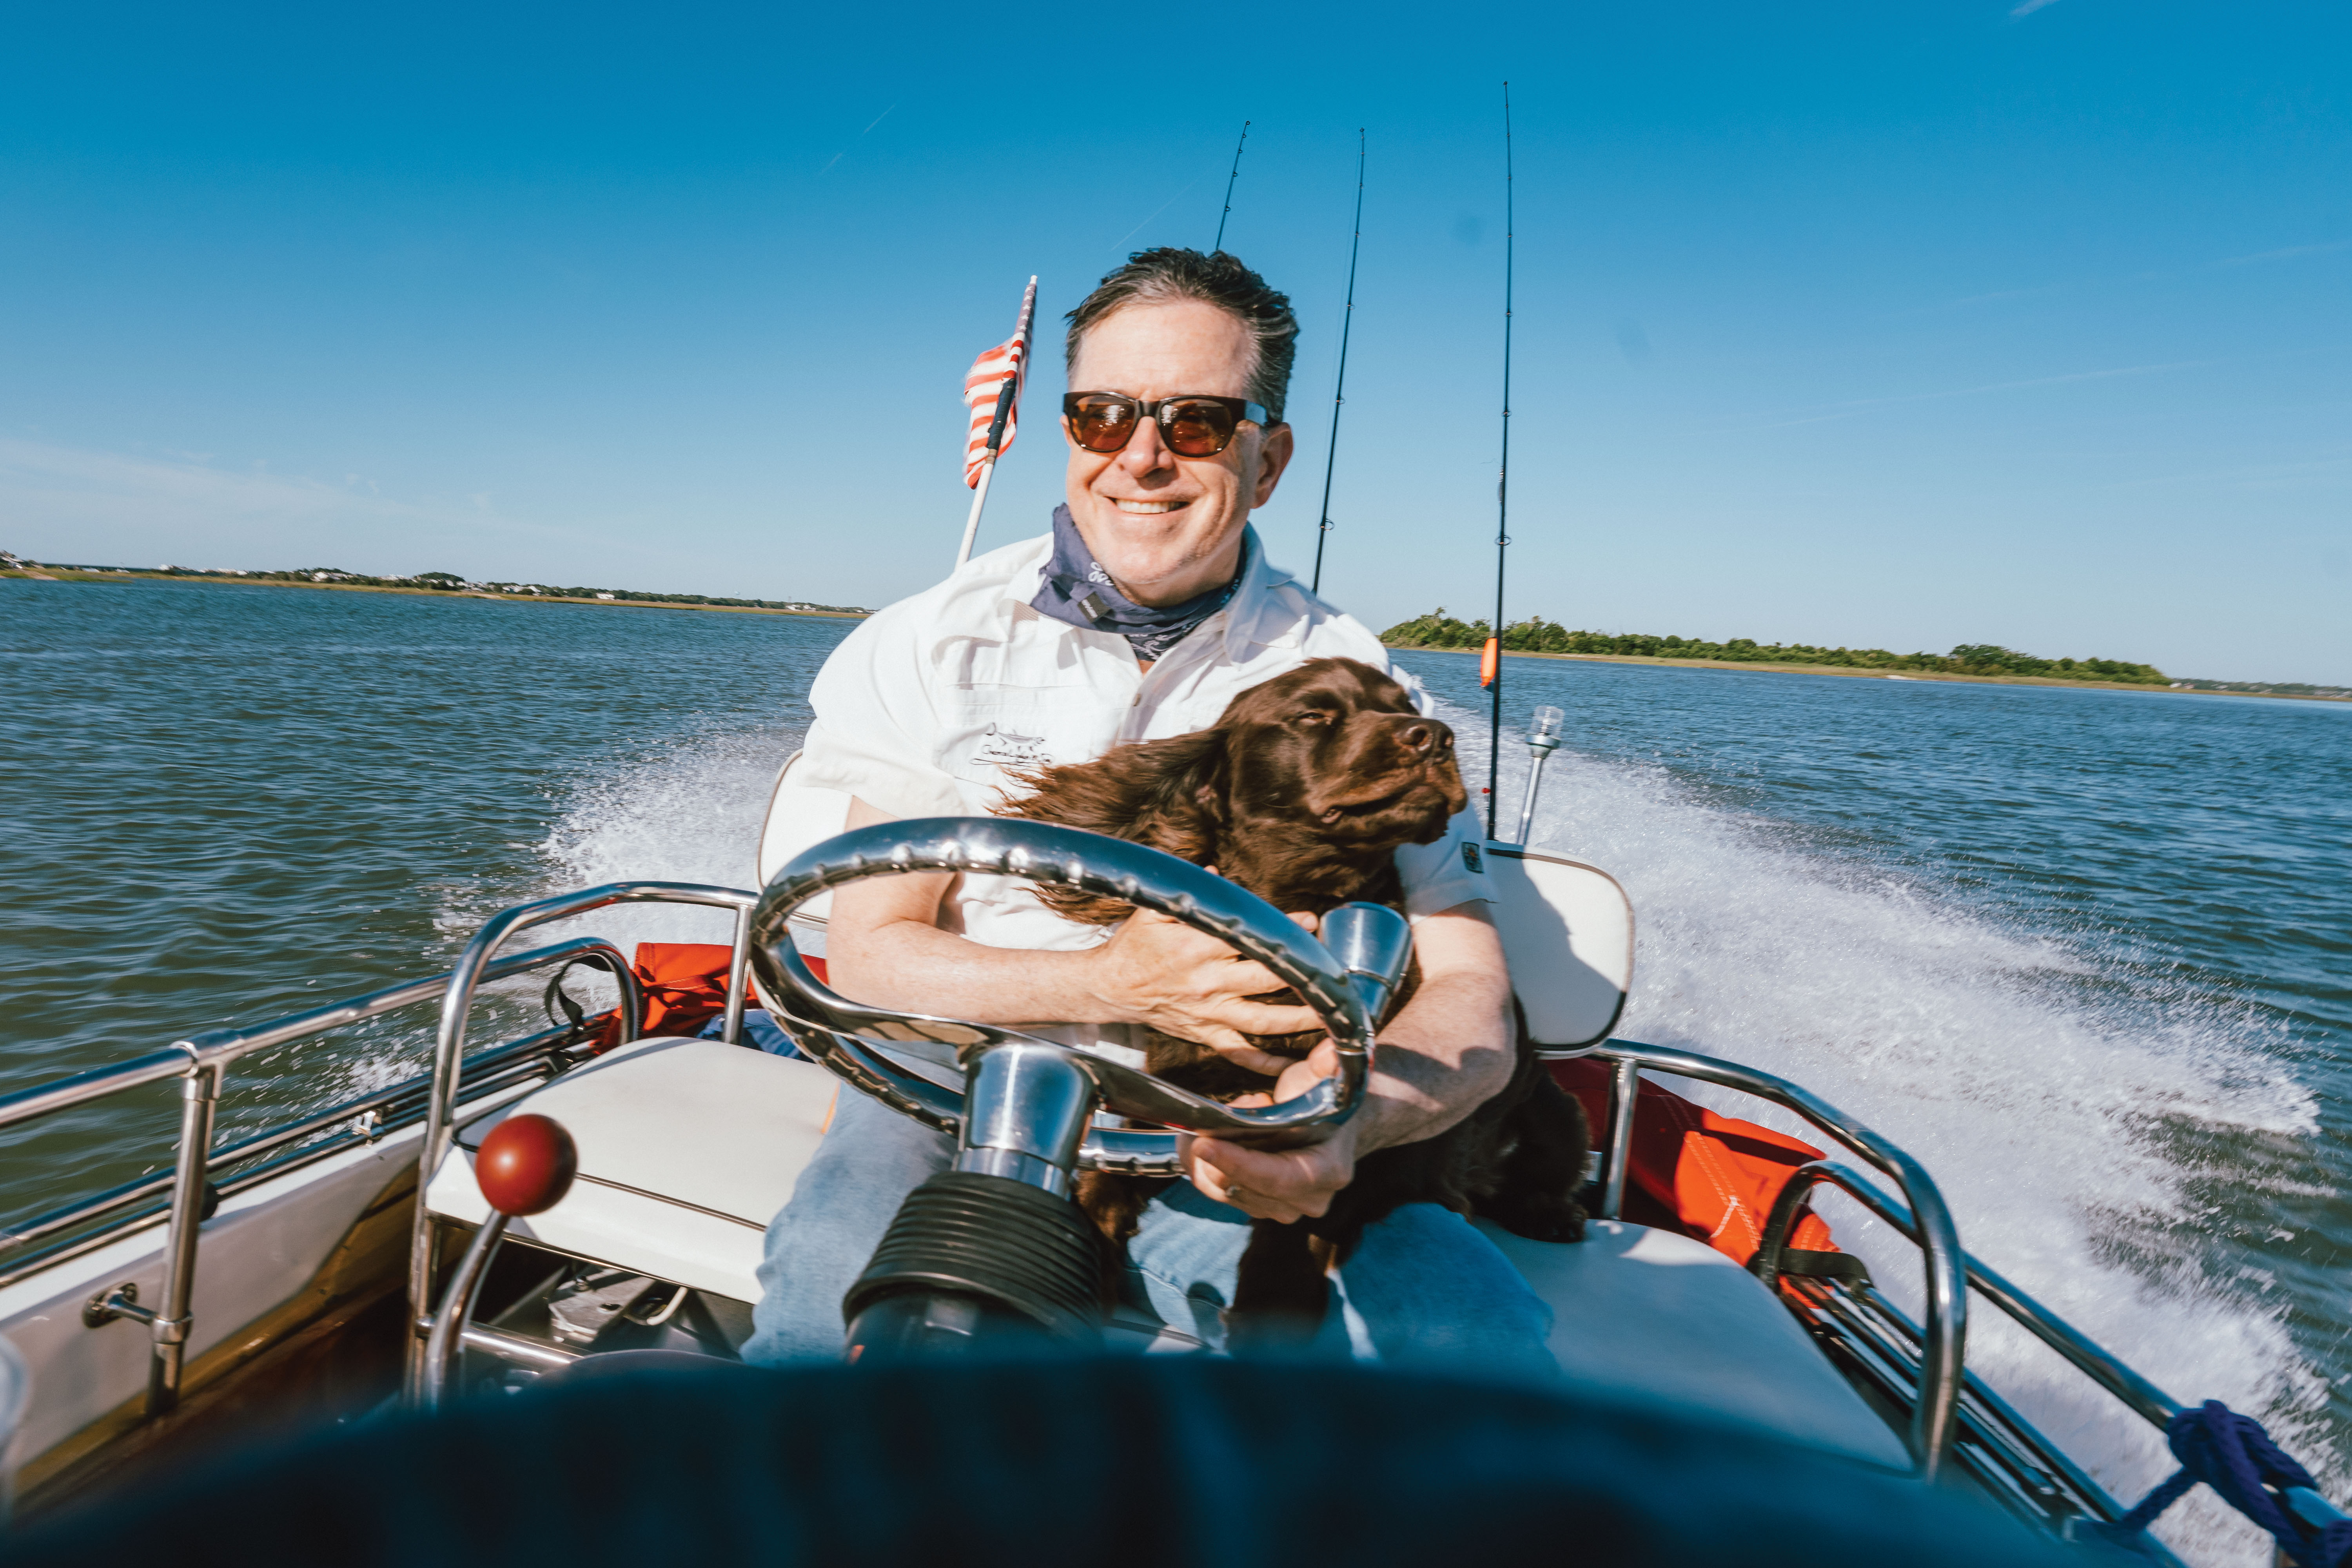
top-left (1379, 609), bottom-right (2168, 686)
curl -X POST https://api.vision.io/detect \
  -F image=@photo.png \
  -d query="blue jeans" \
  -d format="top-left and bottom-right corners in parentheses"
top-left (696, 1009), bottom-right (802, 1057)
top-left (743, 1089), bottom-right (1560, 1379)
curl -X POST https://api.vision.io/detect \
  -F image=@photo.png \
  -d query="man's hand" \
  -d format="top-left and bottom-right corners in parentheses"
top-left (1082, 906), bottom-right (1321, 1075)
top-left (1184, 1040), bottom-right (1357, 1221)
top-left (1181, 907), bottom-right (1514, 1220)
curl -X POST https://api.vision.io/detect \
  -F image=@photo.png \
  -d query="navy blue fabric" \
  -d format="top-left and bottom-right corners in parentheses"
top-left (1029, 505), bottom-right (1250, 662)
top-left (0, 1359), bottom-right (2071, 1568)
top-left (697, 1007), bottom-right (802, 1060)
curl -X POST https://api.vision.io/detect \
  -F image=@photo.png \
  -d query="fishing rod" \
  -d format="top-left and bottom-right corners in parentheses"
top-left (1482, 83), bottom-right (1514, 838)
top-left (1212, 121), bottom-right (1250, 252)
top-left (1310, 131), bottom-right (1367, 597)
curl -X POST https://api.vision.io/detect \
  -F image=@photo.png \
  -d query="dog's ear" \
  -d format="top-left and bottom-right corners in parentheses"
top-left (1005, 729), bottom-right (1228, 865)
top-left (1000, 730), bottom-right (1230, 924)
top-left (1152, 728), bottom-right (1231, 864)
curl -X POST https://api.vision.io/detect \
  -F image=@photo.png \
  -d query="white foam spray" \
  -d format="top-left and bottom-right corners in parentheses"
top-left (517, 726), bottom-right (804, 991)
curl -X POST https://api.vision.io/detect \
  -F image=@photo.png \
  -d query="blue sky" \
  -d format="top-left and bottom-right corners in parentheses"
top-left (2, 1), bottom-right (2345, 682)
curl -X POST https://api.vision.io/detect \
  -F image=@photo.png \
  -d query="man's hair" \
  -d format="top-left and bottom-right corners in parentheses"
top-left (1064, 249), bottom-right (1298, 425)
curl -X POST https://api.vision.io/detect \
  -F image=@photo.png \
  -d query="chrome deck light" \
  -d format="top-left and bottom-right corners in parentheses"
top-left (1512, 704), bottom-right (1566, 846)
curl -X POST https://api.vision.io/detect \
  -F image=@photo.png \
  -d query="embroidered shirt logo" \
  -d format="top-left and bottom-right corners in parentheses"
top-left (1461, 842), bottom-right (1485, 875)
top-left (971, 722), bottom-right (1049, 771)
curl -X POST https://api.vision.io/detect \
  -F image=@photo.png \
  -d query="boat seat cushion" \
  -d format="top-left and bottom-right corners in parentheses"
top-left (427, 1035), bottom-right (836, 1301)
top-left (1477, 1218), bottom-right (1909, 1470)
top-left (1480, 846), bottom-right (1633, 1049)
top-left (432, 1044), bottom-right (1903, 1467)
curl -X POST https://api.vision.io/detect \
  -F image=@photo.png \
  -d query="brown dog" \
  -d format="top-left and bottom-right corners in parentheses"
top-left (999, 657), bottom-right (1588, 1345)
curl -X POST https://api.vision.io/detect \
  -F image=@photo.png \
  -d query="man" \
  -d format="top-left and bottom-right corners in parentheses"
top-left (746, 248), bottom-right (1554, 1372)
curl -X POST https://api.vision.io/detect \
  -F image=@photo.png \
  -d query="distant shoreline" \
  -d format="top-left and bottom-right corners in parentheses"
top-left (1, 568), bottom-right (868, 621)
top-left (9, 570), bottom-right (2336, 700)
top-left (1388, 643), bottom-right (2352, 704)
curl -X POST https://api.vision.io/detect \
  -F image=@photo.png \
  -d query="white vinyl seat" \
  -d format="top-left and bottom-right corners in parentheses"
top-left (425, 1035), bottom-right (837, 1301)
top-left (1480, 1219), bottom-right (1910, 1469)
top-left (1480, 844), bottom-right (1633, 1051)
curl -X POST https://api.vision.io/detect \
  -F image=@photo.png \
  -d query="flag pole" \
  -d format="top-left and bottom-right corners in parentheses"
top-left (956, 276), bottom-right (1038, 569)
top-left (956, 457), bottom-right (1002, 571)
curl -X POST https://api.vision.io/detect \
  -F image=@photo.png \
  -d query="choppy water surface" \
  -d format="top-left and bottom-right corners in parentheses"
top-left (0, 579), bottom-right (839, 1204)
top-left (5, 577), bottom-right (2346, 1564)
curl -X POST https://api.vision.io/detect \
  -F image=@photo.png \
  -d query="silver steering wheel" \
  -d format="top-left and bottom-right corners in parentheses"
top-left (747, 818), bottom-right (1413, 1181)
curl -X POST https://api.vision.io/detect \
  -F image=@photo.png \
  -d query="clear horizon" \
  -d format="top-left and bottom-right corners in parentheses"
top-left (3, 1), bottom-right (2345, 684)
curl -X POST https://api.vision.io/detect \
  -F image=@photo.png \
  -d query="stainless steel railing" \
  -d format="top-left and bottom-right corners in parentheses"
top-left (1569, 1038), bottom-right (2255, 1542)
top-left (0, 935), bottom-right (640, 1416)
top-left (1752, 1158), bottom-right (2181, 1431)
top-left (1746, 1158), bottom-right (2166, 1533)
top-left (0, 1018), bottom-right (580, 1292)
top-left (403, 882), bottom-right (758, 1397)
top-left (1561, 1039), bottom-right (1969, 1480)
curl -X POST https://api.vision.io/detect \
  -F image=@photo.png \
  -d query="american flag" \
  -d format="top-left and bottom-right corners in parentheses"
top-left (962, 277), bottom-right (1037, 488)
top-left (962, 335), bottom-right (1025, 488)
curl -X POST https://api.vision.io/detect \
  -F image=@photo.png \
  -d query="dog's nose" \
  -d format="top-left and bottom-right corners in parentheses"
top-left (1399, 720), bottom-right (1452, 756)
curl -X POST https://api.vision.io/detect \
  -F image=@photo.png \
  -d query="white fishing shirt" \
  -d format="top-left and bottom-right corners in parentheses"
top-left (796, 526), bottom-right (1492, 978)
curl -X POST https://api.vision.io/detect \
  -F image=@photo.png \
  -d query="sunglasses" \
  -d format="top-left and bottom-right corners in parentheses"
top-left (1062, 392), bottom-right (1271, 457)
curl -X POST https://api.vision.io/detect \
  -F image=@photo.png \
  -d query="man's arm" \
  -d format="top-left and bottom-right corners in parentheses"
top-left (1181, 901), bottom-right (1513, 1224)
top-left (824, 796), bottom-right (1323, 1071)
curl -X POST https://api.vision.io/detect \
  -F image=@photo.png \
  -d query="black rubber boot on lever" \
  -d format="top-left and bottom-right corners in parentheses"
top-left (842, 1171), bottom-right (1115, 1360)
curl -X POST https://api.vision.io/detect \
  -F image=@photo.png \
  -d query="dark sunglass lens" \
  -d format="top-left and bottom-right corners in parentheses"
top-left (1161, 400), bottom-right (1237, 456)
top-left (1073, 397), bottom-right (1136, 452)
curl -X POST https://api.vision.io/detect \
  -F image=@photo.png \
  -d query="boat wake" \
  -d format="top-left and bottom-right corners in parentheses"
top-left (535, 726), bottom-right (794, 950)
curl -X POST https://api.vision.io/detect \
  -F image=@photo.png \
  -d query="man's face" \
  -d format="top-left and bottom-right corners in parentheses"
top-left (1063, 298), bottom-right (1295, 607)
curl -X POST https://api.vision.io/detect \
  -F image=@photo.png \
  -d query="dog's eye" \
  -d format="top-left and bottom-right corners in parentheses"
top-left (1290, 710), bottom-right (1334, 728)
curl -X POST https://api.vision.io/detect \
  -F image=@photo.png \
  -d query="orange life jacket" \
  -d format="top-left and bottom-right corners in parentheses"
top-left (1548, 1056), bottom-right (1838, 1279)
top-left (583, 940), bottom-right (829, 1049)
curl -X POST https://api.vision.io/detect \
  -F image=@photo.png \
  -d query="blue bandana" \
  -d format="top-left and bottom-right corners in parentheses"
top-left (1029, 505), bottom-right (1251, 662)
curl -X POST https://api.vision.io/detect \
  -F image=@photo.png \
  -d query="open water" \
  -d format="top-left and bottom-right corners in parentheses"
top-left (4, 575), bottom-right (2347, 1564)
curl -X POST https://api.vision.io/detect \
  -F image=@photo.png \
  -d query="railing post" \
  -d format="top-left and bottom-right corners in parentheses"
top-left (419, 1215), bottom-right (510, 1410)
top-left (722, 903), bottom-right (753, 1047)
top-left (1898, 1142), bottom-right (1968, 1480)
top-left (148, 1059), bottom-right (220, 1416)
top-left (1599, 1055), bottom-right (1639, 1220)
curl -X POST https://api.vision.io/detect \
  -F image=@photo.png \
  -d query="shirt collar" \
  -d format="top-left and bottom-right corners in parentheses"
top-left (999, 519), bottom-right (1304, 660)
top-left (1219, 528), bottom-right (1303, 661)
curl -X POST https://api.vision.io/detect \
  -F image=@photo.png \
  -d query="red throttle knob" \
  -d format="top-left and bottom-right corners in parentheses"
top-left (475, 1114), bottom-right (578, 1217)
